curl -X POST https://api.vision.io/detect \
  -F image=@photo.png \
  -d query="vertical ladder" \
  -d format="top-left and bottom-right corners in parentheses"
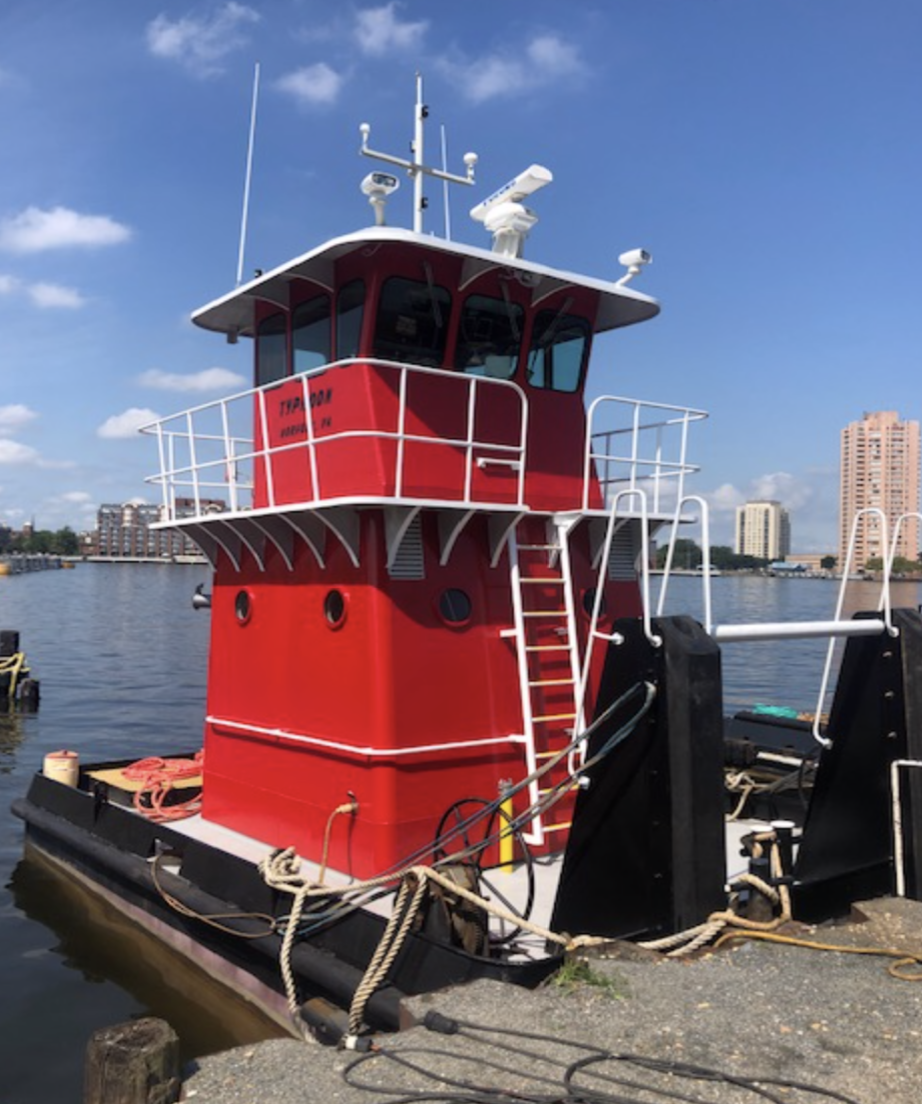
top-left (508, 517), bottom-right (585, 850)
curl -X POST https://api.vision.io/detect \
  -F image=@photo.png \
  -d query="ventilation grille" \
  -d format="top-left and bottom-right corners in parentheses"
top-left (388, 515), bottom-right (425, 579)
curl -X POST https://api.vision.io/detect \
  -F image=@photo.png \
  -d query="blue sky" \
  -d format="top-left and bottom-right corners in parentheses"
top-left (0, 1), bottom-right (919, 550)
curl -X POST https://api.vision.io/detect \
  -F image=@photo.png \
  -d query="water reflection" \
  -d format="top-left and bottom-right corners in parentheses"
top-left (0, 711), bottom-right (32, 774)
top-left (9, 848), bottom-right (286, 1060)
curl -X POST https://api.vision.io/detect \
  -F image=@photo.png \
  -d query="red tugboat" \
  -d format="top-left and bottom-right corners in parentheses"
top-left (21, 81), bottom-right (920, 1045)
top-left (5, 82), bottom-right (729, 1040)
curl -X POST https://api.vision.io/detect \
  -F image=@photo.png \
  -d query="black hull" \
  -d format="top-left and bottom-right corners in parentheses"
top-left (11, 770), bottom-right (559, 1041)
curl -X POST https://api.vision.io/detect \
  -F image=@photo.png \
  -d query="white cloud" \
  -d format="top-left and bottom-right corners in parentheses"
top-left (440, 34), bottom-right (582, 104)
top-left (354, 4), bottom-right (427, 56)
top-left (750, 471), bottom-right (815, 512)
top-left (526, 34), bottom-right (580, 73)
top-left (0, 439), bottom-right (40, 464)
top-left (59, 491), bottom-right (93, 504)
top-left (0, 405), bottom-right (37, 433)
top-left (0, 206), bottom-right (132, 253)
top-left (97, 408), bottom-right (162, 439)
top-left (139, 366), bottom-right (247, 392)
top-left (147, 3), bottom-right (260, 75)
top-left (276, 63), bottom-right (344, 107)
top-left (0, 272), bottom-right (87, 308)
top-left (706, 482), bottom-right (746, 515)
top-left (27, 282), bottom-right (87, 309)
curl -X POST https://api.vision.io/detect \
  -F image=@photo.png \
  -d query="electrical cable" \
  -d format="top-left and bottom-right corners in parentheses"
top-left (339, 1014), bottom-right (863, 1104)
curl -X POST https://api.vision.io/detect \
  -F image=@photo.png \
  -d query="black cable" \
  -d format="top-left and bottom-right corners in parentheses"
top-left (337, 1014), bottom-right (865, 1104)
top-left (292, 680), bottom-right (655, 943)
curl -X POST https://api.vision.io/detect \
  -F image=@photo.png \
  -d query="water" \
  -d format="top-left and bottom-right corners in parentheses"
top-left (0, 565), bottom-right (282, 1104)
top-left (1, 566), bottom-right (918, 1102)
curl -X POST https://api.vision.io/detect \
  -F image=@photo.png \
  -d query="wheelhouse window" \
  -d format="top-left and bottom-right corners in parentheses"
top-left (373, 275), bottom-right (451, 367)
top-left (336, 279), bottom-right (365, 360)
top-left (526, 310), bottom-right (591, 393)
top-left (455, 294), bottom-right (523, 380)
top-left (292, 295), bottom-right (331, 374)
top-left (256, 312), bottom-right (288, 386)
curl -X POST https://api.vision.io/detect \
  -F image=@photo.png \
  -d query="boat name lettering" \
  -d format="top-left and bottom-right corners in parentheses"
top-left (278, 388), bottom-right (334, 417)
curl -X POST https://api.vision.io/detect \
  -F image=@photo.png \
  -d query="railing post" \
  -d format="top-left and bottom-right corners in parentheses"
top-left (394, 366), bottom-right (409, 498)
top-left (185, 411), bottom-right (200, 514)
top-left (463, 376), bottom-right (477, 502)
top-left (256, 387), bottom-right (274, 508)
top-left (219, 399), bottom-right (237, 513)
top-left (301, 371), bottom-right (320, 502)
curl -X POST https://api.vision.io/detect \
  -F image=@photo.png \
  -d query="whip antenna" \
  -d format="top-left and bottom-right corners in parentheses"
top-left (236, 61), bottom-right (260, 286)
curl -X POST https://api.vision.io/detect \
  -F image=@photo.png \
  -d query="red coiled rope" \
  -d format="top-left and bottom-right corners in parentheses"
top-left (123, 751), bottom-right (204, 822)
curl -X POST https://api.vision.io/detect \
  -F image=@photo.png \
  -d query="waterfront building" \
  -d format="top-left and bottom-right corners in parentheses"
top-left (94, 499), bottom-right (224, 559)
top-left (734, 500), bottom-right (791, 561)
top-left (839, 411), bottom-right (920, 570)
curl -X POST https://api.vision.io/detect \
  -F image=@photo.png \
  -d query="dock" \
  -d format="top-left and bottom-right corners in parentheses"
top-left (0, 554), bottom-right (70, 575)
top-left (181, 895), bottom-right (922, 1104)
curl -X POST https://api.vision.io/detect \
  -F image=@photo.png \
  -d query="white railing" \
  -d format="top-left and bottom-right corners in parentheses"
top-left (583, 396), bottom-right (708, 515)
top-left (141, 358), bottom-right (529, 519)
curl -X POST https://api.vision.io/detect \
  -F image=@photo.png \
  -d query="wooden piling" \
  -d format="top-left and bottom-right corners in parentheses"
top-left (84, 1018), bottom-right (180, 1104)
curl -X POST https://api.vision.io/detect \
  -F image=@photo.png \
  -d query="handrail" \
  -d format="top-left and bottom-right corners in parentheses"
top-left (582, 396), bottom-right (707, 513)
top-left (142, 357), bottom-right (529, 518)
top-left (656, 494), bottom-right (713, 632)
top-left (577, 489), bottom-right (658, 734)
top-left (810, 508), bottom-right (896, 748)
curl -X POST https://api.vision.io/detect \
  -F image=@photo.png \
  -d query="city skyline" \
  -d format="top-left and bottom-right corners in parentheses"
top-left (1, 3), bottom-right (920, 551)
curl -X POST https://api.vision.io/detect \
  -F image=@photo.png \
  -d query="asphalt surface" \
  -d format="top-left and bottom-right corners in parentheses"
top-left (181, 897), bottom-right (922, 1104)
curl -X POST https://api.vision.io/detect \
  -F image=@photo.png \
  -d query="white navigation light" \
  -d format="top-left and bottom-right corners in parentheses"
top-left (471, 164), bottom-right (552, 257)
top-left (616, 248), bottom-right (652, 286)
top-left (469, 164), bottom-right (553, 224)
top-left (361, 171), bottom-right (400, 226)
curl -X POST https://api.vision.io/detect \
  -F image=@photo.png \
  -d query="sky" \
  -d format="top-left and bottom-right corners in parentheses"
top-left (0, 0), bottom-right (920, 551)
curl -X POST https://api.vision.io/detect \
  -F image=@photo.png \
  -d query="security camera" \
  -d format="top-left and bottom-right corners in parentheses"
top-left (616, 248), bottom-right (652, 286)
top-left (618, 248), bottom-right (652, 269)
top-left (470, 164), bottom-right (553, 223)
top-left (361, 172), bottom-right (400, 198)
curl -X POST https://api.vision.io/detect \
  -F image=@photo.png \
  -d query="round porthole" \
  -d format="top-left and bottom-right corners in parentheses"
top-left (438, 588), bottom-right (472, 625)
top-left (234, 589), bottom-right (253, 624)
top-left (581, 588), bottom-right (606, 618)
top-left (324, 589), bottom-right (347, 628)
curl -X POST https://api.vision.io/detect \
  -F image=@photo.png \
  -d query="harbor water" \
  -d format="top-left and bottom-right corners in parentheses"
top-left (1, 564), bottom-right (918, 1102)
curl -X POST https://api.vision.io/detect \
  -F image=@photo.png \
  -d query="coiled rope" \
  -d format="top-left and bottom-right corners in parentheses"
top-left (123, 751), bottom-right (204, 822)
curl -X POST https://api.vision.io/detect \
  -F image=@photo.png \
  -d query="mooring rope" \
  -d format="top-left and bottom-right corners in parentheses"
top-left (123, 752), bottom-right (204, 822)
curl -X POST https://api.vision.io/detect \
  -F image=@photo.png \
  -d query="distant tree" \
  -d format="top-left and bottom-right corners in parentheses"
top-left (54, 527), bottom-right (79, 556)
top-left (820, 555), bottom-right (836, 571)
top-left (709, 545), bottom-right (736, 569)
top-left (655, 538), bottom-right (702, 570)
top-left (864, 556), bottom-right (921, 576)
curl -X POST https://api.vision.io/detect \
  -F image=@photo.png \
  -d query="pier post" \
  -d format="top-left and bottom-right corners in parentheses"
top-left (83, 1018), bottom-right (180, 1104)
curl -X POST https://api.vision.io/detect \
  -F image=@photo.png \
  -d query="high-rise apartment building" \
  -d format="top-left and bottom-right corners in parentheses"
top-left (839, 411), bottom-right (920, 570)
top-left (734, 500), bottom-right (791, 561)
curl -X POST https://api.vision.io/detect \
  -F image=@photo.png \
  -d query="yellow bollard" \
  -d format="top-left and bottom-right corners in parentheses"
top-left (498, 782), bottom-right (514, 873)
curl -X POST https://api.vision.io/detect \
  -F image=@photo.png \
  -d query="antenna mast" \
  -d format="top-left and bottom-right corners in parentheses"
top-left (236, 62), bottom-right (260, 286)
top-left (359, 73), bottom-right (477, 234)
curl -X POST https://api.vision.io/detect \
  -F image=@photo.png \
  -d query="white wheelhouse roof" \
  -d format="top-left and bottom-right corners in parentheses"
top-left (192, 226), bottom-right (660, 340)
